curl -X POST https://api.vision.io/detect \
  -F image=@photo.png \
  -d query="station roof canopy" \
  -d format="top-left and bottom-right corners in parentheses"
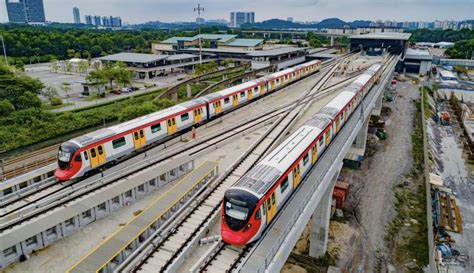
top-left (247, 46), bottom-right (306, 57)
top-left (160, 37), bottom-right (197, 44)
top-left (195, 34), bottom-right (237, 43)
top-left (225, 38), bottom-right (264, 47)
top-left (350, 32), bottom-right (412, 41)
top-left (98, 52), bottom-right (168, 63)
top-left (165, 53), bottom-right (198, 61)
top-left (405, 48), bottom-right (433, 61)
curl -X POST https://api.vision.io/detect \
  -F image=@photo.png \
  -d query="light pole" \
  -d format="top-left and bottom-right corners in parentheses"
top-left (1, 35), bottom-right (8, 65)
top-left (194, 3), bottom-right (204, 65)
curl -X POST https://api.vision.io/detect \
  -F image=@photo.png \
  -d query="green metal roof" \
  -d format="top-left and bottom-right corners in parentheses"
top-left (160, 37), bottom-right (198, 44)
top-left (225, 38), bottom-right (264, 47)
top-left (194, 34), bottom-right (236, 43)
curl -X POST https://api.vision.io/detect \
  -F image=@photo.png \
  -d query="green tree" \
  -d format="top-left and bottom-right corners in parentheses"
top-left (42, 86), bottom-right (59, 101)
top-left (61, 82), bottom-right (72, 103)
top-left (77, 60), bottom-right (89, 75)
top-left (66, 49), bottom-right (76, 59)
top-left (16, 91), bottom-right (41, 110)
top-left (50, 59), bottom-right (60, 73)
top-left (0, 99), bottom-right (14, 115)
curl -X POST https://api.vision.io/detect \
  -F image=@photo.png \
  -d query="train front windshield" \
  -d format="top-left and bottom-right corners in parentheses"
top-left (225, 199), bottom-right (249, 221)
top-left (57, 142), bottom-right (79, 169)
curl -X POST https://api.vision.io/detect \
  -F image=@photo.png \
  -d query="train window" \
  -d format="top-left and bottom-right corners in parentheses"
top-left (181, 113), bottom-right (189, 121)
top-left (271, 193), bottom-right (276, 205)
top-left (255, 208), bottom-right (261, 220)
top-left (113, 137), bottom-right (126, 149)
top-left (318, 138), bottom-right (324, 147)
top-left (98, 145), bottom-right (103, 155)
top-left (280, 177), bottom-right (289, 193)
top-left (240, 92), bottom-right (245, 97)
top-left (83, 151), bottom-right (88, 160)
top-left (303, 153), bottom-right (309, 165)
top-left (266, 198), bottom-right (271, 209)
top-left (254, 87), bottom-right (258, 92)
top-left (75, 154), bottom-right (82, 162)
top-left (134, 132), bottom-right (139, 140)
top-left (262, 203), bottom-right (266, 215)
top-left (90, 148), bottom-right (96, 158)
top-left (224, 97), bottom-right (230, 104)
top-left (151, 123), bottom-right (161, 133)
top-left (140, 130), bottom-right (144, 138)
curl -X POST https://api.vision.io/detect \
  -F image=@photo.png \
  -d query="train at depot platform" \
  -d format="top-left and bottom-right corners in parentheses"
top-left (55, 60), bottom-right (321, 181)
top-left (221, 63), bottom-right (383, 245)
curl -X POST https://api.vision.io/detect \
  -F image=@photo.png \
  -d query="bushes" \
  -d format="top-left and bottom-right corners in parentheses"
top-left (0, 95), bottom-right (176, 152)
top-left (50, 97), bottom-right (63, 106)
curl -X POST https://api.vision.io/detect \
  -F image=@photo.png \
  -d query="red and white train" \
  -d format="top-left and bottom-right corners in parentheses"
top-left (221, 63), bottom-right (383, 245)
top-left (55, 60), bottom-right (321, 181)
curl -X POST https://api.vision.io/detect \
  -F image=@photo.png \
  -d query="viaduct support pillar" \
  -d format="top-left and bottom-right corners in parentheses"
top-left (171, 91), bottom-right (178, 102)
top-left (372, 88), bottom-right (384, 116)
top-left (187, 84), bottom-right (192, 98)
top-left (330, 36), bottom-right (335, 47)
top-left (309, 177), bottom-right (335, 258)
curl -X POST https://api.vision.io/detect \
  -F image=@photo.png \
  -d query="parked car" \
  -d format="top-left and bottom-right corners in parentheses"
top-left (111, 90), bottom-right (122, 95)
top-left (130, 86), bottom-right (139, 91)
top-left (121, 87), bottom-right (131, 93)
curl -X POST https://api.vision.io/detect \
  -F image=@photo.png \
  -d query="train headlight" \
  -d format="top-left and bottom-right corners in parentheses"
top-left (243, 223), bottom-right (252, 232)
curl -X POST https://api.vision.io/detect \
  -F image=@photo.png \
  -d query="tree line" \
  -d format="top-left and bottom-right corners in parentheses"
top-left (409, 29), bottom-right (474, 43)
top-left (0, 24), bottom-right (170, 65)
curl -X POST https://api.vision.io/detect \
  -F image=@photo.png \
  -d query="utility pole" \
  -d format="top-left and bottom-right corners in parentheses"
top-left (194, 3), bottom-right (204, 65)
top-left (1, 35), bottom-right (8, 65)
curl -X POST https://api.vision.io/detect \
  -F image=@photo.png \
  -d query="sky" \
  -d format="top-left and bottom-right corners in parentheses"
top-left (0, 0), bottom-right (473, 24)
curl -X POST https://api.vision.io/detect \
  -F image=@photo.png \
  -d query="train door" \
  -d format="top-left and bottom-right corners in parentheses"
top-left (88, 147), bottom-right (99, 168)
top-left (97, 144), bottom-right (107, 165)
top-left (312, 144), bottom-right (318, 164)
top-left (248, 89), bottom-right (253, 100)
top-left (166, 118), bottom-right (177, 135)
top-left (233, 94), bottom-right (239, 106)
top-left (194, 108), bottom-right (202, 123)
top-left (325, 129), bottom-right (331, 146)
top-left (266, 192), bottom-right (277, 225)
top-left (335, 115), bottom-right (341, 132)
top-left (214, 101), bottom-right (222, 114)
top-left (293, 164), bottom-right (301, 189)
top-left (133, 129), bottom-right (146, 149)
top-left (260, 85), bottom-right (265, 96)
top-left (271, 80), bottom-right (276, 90)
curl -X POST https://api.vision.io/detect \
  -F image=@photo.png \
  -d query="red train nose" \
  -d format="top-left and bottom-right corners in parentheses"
top-left (54, 168), bottom-right (72, 181)
top-left (221, 229), bottom-right (249, 246)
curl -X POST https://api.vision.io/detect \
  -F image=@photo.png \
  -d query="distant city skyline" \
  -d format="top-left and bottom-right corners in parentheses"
top-left (0, 0), bottom-right (472, 24)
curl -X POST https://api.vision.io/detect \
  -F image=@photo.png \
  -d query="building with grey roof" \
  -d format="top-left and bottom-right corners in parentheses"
top-left (350, 32), bottom-right (411, 57)
top-left (98, 52), bottom-right (201, 80)
top-left (153, 34), bottom-right (263, 54)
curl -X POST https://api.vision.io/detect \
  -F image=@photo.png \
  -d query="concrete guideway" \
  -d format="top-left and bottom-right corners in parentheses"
top-left (0, 155), bottom-right (200, 269)
top-left (238, 55), bottom-right (399, 273)
top-left (67, 161), bottom-right (218, 273)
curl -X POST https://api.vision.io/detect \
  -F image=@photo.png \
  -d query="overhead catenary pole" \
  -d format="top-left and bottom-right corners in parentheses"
top-left (194, 3), bottom-right (204, 65)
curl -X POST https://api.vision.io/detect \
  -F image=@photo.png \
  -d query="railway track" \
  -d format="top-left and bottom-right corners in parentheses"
top-left (124, 60), bottom-right (341, 273)
top-left (0, 59), bottom-right (339, 205)
top-left (0, 58), bottom-right (345, 217)
top-left (1, 58), bottom-right (361, 230)
top-left (0, 145), bottom-right (58, 181)
top-left (186, 55), bottom-right (397, 273)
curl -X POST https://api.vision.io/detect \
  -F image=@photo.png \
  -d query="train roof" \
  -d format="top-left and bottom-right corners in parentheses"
top-left (70, 99), bottom-right (206, 148)
top-left (233, 125), bottom-right (322, 197)
top-left (353, 74), bottom-right (373, 86)
top-left (216, 80), bottom-right (260, 97)
top-left (271, 67), bottom-right (295, 78)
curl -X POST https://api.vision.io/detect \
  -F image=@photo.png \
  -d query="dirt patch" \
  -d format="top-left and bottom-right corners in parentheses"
top-left (332, 81), bottom-right (421, 272)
